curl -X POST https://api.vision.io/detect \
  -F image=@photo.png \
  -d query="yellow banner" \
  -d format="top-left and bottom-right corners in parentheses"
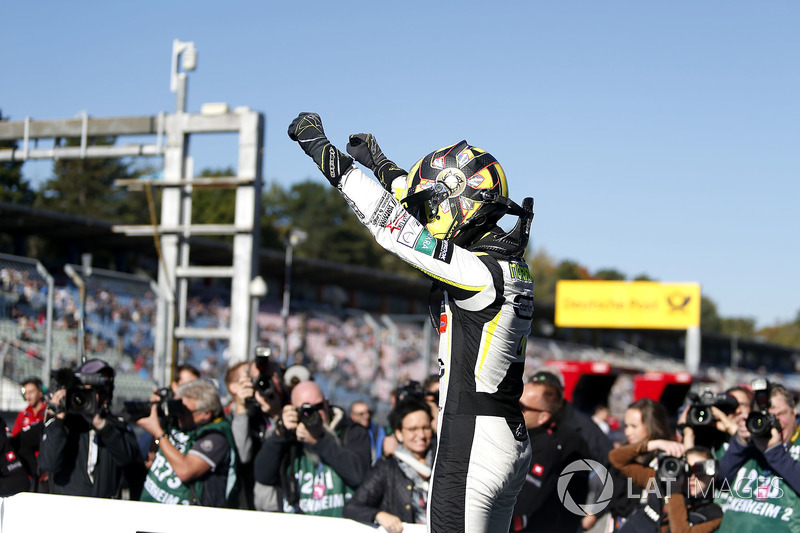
top-left (555, 281), bottom-right (701, 329)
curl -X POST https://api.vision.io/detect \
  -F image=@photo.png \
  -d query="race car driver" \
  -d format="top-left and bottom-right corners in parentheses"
top-left (288, 113), bottom-right (534, 533)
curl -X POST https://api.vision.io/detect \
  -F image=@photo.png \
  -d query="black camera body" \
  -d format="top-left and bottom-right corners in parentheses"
top-left (686, 389), bottom-right (738, 427)
top-left (656, 452), bottom-right (686, 482)
top-left (251, 347), bottom-right (277, 400)
top-left (297, 403), bottom-right (324, 429)
top-left (395, 380), bottom-right (425, 404)
top-left (746, 379), bottom-right (780, 438)
top-left (51, 368), bottom-right (112, 416)
top-left (123, 388), bottom-right (184, 422)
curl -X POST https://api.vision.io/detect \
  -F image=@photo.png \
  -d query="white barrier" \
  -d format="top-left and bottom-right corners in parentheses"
top-left (0, 492), bottom-right (427, 533)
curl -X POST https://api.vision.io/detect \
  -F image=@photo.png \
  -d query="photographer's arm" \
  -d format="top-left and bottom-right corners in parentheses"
top-left (608, 442), bottom-right (657, 489)
top-left (231, 377), bottom-right (255, 461)
top-left (95, 416), bottom-right (139, 467)
top-left (231, 413), bottom-right (253, 462)
top-left (156, 434), bottom-right (214, 482)
top-left (38, 417), bottom-right (67, 474)
top-left (254, 404), bottom-right (295, 485)
top-left (312, 423), bottom-right (372, 489)
top-left (253, 430), bottom-right (289, 485)
top-left (762, 437), bottom-right (800, 495)
top-left (664, 494), bottom-right (723, 533)
top-left (717, 436), bottom-right (751, 485)
top-left (136, 405), bottom-right (210, 482)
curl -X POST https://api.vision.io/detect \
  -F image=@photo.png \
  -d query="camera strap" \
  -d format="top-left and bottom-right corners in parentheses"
top-left (87, 429), bottom-right (98, 483)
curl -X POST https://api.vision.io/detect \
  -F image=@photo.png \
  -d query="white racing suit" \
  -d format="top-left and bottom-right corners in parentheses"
top-left (338, 166), bottom-right (533, 533)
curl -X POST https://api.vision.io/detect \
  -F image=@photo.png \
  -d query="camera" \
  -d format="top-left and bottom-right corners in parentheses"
top-left (685, 389), bottom-right (738, 427)
top-left (395, 380), bottom-right (425, 404)
top-left (656, 452), bottom-right (686, 482)
top-left (123, 387), bottom-right (184, 422)
top-left (297, 402), bottom-right (324, 429)
top-left (251, 347), bottom-right (277, 400)
top-left (746, 379), bottom-right (780, 438)
top-left (50, 368), bottom-right (112, 415)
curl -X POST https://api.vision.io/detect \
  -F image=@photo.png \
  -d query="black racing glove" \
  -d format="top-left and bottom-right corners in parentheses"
top-left (288, 112), bottom-right (353, 186)
top-left (347, 133), bottom-right (407, 193)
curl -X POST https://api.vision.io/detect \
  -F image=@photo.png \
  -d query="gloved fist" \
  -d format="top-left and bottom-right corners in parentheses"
top-left (347, 133), bottom-right (406, 192)
top-left (288, 112), bottom-right (353, 186)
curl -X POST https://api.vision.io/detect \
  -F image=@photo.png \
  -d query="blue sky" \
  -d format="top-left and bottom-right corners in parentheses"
top-left (2, 2), bottom-right (798, 328)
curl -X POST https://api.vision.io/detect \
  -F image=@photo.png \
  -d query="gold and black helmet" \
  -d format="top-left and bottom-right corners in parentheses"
top-left (403, 141), bottom-right (510, 242)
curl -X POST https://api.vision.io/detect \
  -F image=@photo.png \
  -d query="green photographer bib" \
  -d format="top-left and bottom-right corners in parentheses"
top-left (140, 418), bottom-right (238, 507)
top-left (282, 450), bottom-right (354, 516)
top-left (716, 431), bottom-right (800, 533)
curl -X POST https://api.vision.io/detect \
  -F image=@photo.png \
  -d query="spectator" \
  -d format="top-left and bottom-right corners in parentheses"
top-left (592, 404), bottom-right (611, 435)
top-left (531, 372), bottom-right (613, 466)
top-left (39, 359), bottom-right (141, 498)
top-left (138, 378), bottom-right (239, 508)
top-left (349, 400), bottom-right (387, 464)
top-left (0, 416), bottom-right (30, 496)
top-left (612, 444), bottom-right (723, 532)
top-left (11, 376), bottom-right (46, 489)
top-left (12, 377), bottom-right (46, 437)
top-left (511, 376), bottom-right (590, 532)
top-left (607, 398), bottom-right (674, 529)
top-left (716, 381), bottom-right (800, 532)
top-left (384, 380), bottom-right (431, 458)
top-left (170, 363), bottom-right (200, 396)
top-left (253, 380), bottom-right (371, 516)
top-left (344, 398), bottom-right (435, 532)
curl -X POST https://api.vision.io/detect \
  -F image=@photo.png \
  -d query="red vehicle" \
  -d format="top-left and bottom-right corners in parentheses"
top-left (544, 360), bottom-right (693, 416)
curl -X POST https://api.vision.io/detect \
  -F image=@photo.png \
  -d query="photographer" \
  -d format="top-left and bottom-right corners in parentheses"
top-left (678, 388), bottom-right (747, 455)
top-left (38, 359), bottom-right (140, 498)
top-left (253, 380), bottom-right (371, 517)
top-left (612, 442), bottom-right (723, 532)
top-left (716, 381), bottom-right (800, 532)
top-left (227, 355), bottom-right (287, 510)
top-left (138, 378), bottom-right (239, 508)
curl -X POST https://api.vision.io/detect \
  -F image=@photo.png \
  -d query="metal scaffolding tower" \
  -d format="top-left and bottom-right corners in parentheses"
top-left (0, 40), bottom-right (266, 384)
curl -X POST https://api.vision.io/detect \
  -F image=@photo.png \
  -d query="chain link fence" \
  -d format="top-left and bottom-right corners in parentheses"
top-left (65, 264), bottom-right (161, 401)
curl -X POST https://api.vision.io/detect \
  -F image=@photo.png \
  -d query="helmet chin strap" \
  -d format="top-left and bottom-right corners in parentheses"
top-left (468, 197), bottom-right (534, 259)
top-left (402, 183), bottom-right (534, 258)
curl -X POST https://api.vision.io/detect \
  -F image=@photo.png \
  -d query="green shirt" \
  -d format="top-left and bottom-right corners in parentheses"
top-left (141, 418), bottom-right (238, 507)
top-left (283, 447), bottom-right (355, 516)
top-left (716, 434), bottom-right (800, 533)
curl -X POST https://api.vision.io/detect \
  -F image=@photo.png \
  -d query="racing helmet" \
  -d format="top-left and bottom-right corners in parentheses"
top-left (403, 141), bottom-right (510, 242)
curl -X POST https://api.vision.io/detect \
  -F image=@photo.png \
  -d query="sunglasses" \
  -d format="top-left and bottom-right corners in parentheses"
top-left (519, 403), bottom-right (549, 414)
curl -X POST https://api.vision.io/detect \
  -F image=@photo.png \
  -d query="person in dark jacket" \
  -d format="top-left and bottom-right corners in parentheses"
top-left (38, 359), bottom-right (141, 498)
top-left (0, 416), bottom-right (30, 496)
top-left (344, 398), bottom-right (435, 532)
top-left (512, 375), bottom-right (591, 532)
top-left (253, 380), bottom-right (371, 516)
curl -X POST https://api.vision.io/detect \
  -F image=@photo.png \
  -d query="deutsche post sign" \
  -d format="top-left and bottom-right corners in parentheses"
top-left (555, 281), bottom-right (701, 329)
